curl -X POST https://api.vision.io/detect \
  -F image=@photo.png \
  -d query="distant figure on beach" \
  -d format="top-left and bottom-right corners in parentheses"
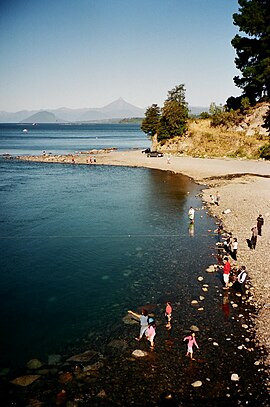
top-left (188, 206), bottom-right (195, 224)
top-left (72, 156), bottom-right (75, 164)
top-left (215, 191), bottom-right (220, 206)
top-left (145, 317), bottom-right (156, 349)
top-left (231, 237), bottom-right (238, 261)
top-left (166, 153), bottom-right (171, 164)
top-left (257, 214), bottom-right (264, 236)
top-left (210, 194), bottom-right (215, 204)
top-left (128, 308), bottom-right (149, 341)
top-left (184, 332), bottom-right (199, 360)
top-left (223, 256), bottom-right (231, 289)
top-left (87, 156), bottom-right (93, 164)
top-left (250, 225), bottom-right (258, 249)
top-left (165, 302), bottom-right (173, 328)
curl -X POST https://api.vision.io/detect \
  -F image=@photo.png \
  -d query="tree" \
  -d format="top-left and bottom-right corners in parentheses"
top-left (157, 84), bottom-right (189, 141)
top-left (141, 104), bottom-right (161, 138)
top-left (141, 84), bottom-right (189, 142)
top-left (231, 0), bottom-right (270, 104)
top-left (157, 100), bottom-right (188, 141)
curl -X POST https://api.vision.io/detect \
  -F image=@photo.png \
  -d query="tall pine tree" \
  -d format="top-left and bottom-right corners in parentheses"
top-left (231, 0), bottom-right (270, 104)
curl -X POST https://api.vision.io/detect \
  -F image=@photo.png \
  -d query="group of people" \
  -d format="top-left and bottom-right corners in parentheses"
top-left (128, 302), bottom-right (199, 359)
top-left (222, 256), bottom-right (248, 295)
top-left (223, 233), bottom-right (238, 260)
top-left (209, 191), bottom-right (220, 206)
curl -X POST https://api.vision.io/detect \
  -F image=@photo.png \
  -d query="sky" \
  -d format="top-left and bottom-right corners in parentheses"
top-left (0, 0), bottom-right (242, 112)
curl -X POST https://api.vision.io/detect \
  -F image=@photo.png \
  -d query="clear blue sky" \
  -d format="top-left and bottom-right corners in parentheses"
top-left (0, 0), bottom-right (241, 112)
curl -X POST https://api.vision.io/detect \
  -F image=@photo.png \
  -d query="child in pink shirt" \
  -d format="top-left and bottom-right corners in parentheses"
top-left (183, 332), bottom-right (199, 360)
top-left (165, 302), bottom-right (173, 328)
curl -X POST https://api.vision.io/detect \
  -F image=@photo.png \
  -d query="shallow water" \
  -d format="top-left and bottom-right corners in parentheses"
top-left (0, 158), bottom-right (268, 405)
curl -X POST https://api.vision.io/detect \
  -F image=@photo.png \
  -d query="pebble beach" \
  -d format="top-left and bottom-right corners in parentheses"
top-left (15, 149), bottom-right (270, 392)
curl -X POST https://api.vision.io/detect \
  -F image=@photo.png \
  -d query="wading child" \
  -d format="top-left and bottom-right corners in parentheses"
top-left (165, 302), bottom-right (173, 328)
top-left (183, 332), bottom-right (199, 360)
top-left (146, 317), bottom-right (156, 349)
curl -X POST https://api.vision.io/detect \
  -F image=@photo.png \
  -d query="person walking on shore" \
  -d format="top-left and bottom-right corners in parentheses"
top-left (188, 206), bottom-right (195, 224)
top-left (223, 256), bottom-right (231, 289)
top-left (250, 225), bottom-right (258, 249)
top-left (257, 214), bottom-right (264, 236)
top-left (184, 332), bottom-right (199, 360)
top-left (215, 191), bottom-right (220, 206)
top-left (128, 308), bottom-right (149, 341)
top-left (231, 238), bottom-right (238, 261)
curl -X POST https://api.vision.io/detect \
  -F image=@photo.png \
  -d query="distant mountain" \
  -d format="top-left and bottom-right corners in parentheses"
top-left (0, 99), bottom-right (209, 123)
top-left (21, 111), bottom-right (62, 123)
top-left (189, 106), bottom-right (209, 115)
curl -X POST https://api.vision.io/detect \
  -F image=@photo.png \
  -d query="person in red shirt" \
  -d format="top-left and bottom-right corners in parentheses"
top-left (223, 256), bottom-right (231, 289)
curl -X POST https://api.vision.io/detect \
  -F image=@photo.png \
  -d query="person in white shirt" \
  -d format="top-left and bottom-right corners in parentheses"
top-left (188, 206), bottom-right (195, 224)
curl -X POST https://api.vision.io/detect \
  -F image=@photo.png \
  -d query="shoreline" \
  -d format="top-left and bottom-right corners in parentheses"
top-left (13, 150), bottom-right (270, 380)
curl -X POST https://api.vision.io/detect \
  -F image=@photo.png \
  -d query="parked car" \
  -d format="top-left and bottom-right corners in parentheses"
top-left (147, 151), bottom-right (163, 157)
top-left (142, 148), bottom-right (151, 154)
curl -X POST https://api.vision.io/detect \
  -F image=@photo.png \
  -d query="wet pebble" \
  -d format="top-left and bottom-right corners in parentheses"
top-left (132, 349), bottom-right (147, 357)
top-left (191, 380), bottom-right (202, 387)
top-left (231, 373), bottom-right (240, 381)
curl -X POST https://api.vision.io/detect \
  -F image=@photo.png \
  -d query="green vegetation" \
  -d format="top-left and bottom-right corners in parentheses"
top-left (141, 84), bottom-right (189, 142)
top-left (231, 0), bottom-right (270, 104)
top-left (259, 143), bottom-right (270, 160)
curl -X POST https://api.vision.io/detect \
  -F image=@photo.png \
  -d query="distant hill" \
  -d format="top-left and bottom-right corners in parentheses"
top-left (21, 111), bottom-right (63, 123)
top-left (0, 98), bottom-right (209, 123)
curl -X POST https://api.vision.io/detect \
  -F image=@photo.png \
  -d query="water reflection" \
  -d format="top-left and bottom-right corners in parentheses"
top-left (188, 222), bottom-right (195, 237)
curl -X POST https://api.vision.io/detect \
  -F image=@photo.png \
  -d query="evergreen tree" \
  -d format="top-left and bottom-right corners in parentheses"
top-left (158, 84), bottom-right (189, 141)
top-left (231, 0), bottom-right (270, 104)
top-left (141, 104), bottom-right (161, 138)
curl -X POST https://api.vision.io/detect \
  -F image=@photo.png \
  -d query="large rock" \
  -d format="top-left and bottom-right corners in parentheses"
top-left (10, 375), bottom-right (40, 386)
top-left (26, 359), bottom-right (43, 370)
top-left (67, 350), bottom-right (97, 363)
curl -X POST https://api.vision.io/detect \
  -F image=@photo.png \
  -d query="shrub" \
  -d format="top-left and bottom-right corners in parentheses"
top-left (259, 143), bottom-right (270, 160)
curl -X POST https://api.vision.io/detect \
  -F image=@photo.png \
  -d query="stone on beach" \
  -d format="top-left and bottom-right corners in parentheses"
top-left (132, 349), bottom-right (147, 357)
top-left (231, 373), bottom-right (240, 381)
top-left (191, 380), bottom-right (202, 387)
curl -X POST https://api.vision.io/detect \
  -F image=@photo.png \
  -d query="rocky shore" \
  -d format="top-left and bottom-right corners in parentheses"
top-left (11, 150), bottom-right (270, 397)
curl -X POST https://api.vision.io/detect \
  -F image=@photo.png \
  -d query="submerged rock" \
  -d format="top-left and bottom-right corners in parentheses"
top-left (108, 339), bottom-right (128, 350)
top-left (26, 359), bottom-right (43, 370)
top-left (67, 350), bottom-right (97, 363)
top-left (11, 375), bottom-right (40, 386)
top-left (190, 325), bottom-right (200, 332)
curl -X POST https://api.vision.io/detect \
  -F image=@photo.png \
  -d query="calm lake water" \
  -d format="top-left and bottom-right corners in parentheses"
top-left (0, 124), bottom-right (268, 405)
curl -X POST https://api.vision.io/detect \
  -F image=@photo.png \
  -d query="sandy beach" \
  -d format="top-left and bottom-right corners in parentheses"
top-left (16, 150), bottom-right (270, 380)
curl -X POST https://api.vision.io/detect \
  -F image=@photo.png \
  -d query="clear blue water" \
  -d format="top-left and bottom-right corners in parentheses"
top-left (0, 123), bottom-right (150, 156)
top-left (0, 124), bottom-right (267, 405)
top-left (0, 156), bottom-right (212, 367)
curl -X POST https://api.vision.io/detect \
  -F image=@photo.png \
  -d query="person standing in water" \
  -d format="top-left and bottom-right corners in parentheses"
top-left (128, 308), bottom-right (149, 341)
top-left (223, 256), bottom-right (231, 289)
top-left (184, 332), bottom-right (199, 360)
top-left (165, 302), bottom-right (173, 328)
top-left (188, 206), bottom-right (195, 224)
top-left (146, 317), bottom-right (156, 349)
